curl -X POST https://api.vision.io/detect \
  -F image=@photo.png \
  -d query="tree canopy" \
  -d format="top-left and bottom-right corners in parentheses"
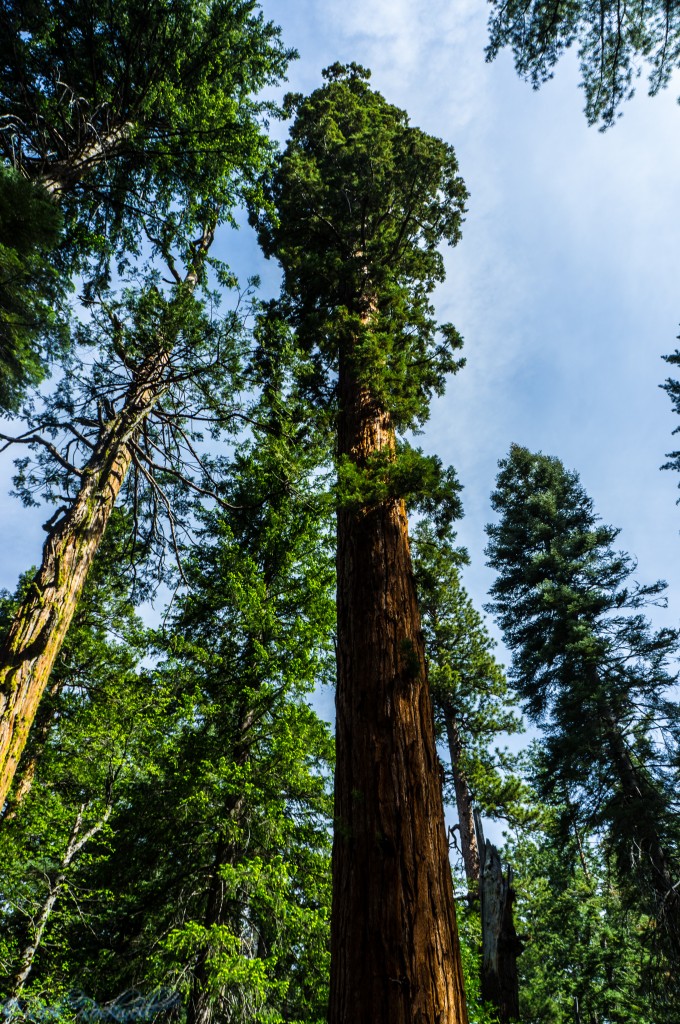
top-left (486, 0), bottom-right (680, 127)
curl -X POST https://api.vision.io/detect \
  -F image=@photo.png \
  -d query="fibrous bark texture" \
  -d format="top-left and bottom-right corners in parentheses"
top-left (329, 357), bottom-right (468, 1024)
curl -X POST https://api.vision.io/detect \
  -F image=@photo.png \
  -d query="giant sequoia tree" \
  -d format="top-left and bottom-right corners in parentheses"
top-left (255, 64), bottom-right (469, 1023)
top-left (486, 445), bottom-right (680, 974)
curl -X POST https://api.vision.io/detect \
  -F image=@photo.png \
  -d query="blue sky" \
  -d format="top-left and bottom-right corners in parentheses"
top-left (2, 0), bottom-right (680, 659)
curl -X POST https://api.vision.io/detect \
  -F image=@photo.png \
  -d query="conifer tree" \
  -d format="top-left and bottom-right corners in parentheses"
top-left (486, 444), bottom-right (680, 975)
top-left (255, 63), bottom-right (469, 1023)
top-left (0, 168), bottom-right (66, 412)
top-left (0, 393), bottom-right (336, 1022)
top-left (485, 0), bottom-right (680, 128)
top-left (0, 0), bottom-right (291, 407)
top-left (0, 4), bottom-right (290, 810)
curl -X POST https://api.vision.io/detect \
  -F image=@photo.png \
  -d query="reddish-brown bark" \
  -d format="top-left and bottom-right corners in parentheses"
top-left (329, 353), bottom-right (468, 1024)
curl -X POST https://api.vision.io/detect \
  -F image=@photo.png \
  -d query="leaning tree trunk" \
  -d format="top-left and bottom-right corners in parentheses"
top-left (0, 678), bottom-right (62, 824)
top-left (0, 348), bottom-right (169, 809)
top-left (0, 230), bottom-right (213, 810)
top-left (329, 352), bottom-right (468, 1024)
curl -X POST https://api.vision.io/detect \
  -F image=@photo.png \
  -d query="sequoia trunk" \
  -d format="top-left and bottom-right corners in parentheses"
top-left (0, 349), bottom-right (169, 808)
top-left (329, 354), bottom-right (468, 1024)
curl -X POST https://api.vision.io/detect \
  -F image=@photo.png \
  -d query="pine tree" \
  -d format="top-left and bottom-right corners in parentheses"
top-left (506, 781), bottom-right (674, 1023)
top-left (0, 395), bottom-right (336, 1023)
top-left (486, 444), bottom-right (680, 977)
top-left (0, 0), bottom-right (291, 408)
top-left (254, 63), bottom-right (469, 1023)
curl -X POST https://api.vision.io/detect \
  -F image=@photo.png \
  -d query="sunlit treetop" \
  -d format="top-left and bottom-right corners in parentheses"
top-left (253, 63), bottom-right (469, 430)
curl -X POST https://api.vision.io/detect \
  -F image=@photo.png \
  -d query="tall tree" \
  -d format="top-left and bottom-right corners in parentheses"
top-left (486, 444), bottom-right (680, 976)
top-left (485, 0), bottom-right (680, 128)
top-left (506, 782), bottom-right (675, 1023)
top-left (0, 396), bottom-right (336, 1022)
top-left (0, 3), bottom-right (290, 810)
top-left (255, 63), bottom-right (470, 1023)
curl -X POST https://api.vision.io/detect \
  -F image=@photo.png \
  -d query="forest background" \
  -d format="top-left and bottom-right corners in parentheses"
top-left (1, 0), bottom-right (680, 1021)
top-left (3, 0), bottom-right (680, 653)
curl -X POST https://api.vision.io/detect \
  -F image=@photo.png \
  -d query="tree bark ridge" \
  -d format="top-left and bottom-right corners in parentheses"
top-left (329, 353), bottom-right (468, 1024)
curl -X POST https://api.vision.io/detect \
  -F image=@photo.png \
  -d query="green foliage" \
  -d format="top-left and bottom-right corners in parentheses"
top-left (456, 902), bottom-right (499, 1024)
top-left (253, 62), bottom-right (468, 433)
top-left (0, 518), bottom-right (159, 1000)
top-left (486, 0), bottom-right (680, 128)
top-left (1, 0), bottom-right (292, 256)
top-left (486, 444), bottom-right (680, 972)
top-left (336, 445), bottom-right (462, 532)
top-left (507, 802), bottom-right (676, 1023)
top-left (0, 0), bottom-right (292, 403)
top-left (661, 343), bottom-right (680, 492)
top-left (0, 414), bottom-right (335, 1023)
top-left (0, 167), bottom-right (68, 411)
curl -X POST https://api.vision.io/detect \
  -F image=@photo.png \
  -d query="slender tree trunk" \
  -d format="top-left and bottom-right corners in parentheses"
top-left (11, 802), bottom-right (111, 994)
top-left (329, 352), bottom-right (468, 1024)
top-left (442, 702), bottom-right (481, 890)
top-left (0, 348), bottom-right (169, 809)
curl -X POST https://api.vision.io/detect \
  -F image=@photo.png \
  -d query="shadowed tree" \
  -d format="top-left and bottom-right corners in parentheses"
top-left (254, 63), bottom-right (470, 1024)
